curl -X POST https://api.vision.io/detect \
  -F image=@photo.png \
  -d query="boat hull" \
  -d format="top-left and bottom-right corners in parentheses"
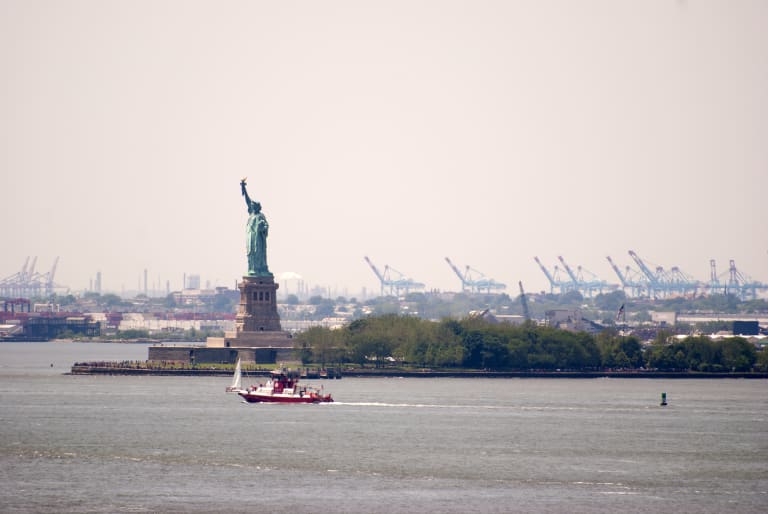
top-left (238, 391), bottom-right (333, 404)
top-left (232, 367), bottom-right (333, 404)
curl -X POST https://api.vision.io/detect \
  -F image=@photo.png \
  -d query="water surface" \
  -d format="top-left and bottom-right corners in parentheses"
top-left (1, 343), bottom-right (766, 513)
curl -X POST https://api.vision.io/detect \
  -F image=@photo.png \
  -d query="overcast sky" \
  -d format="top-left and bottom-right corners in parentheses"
top-left (2, 0), bottom-right (766, 298)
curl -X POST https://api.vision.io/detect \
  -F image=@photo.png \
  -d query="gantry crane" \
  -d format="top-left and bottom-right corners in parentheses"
top-left (364, 256), bottom-right (425, 297)
top-left (628, 250), bottom-right (661, 296)
top-left (0, 257), bottom-right (65, 297)
top-left (557, 256), bottom-right (612, 297)
top-left (444, 257), bottom-right (506, 293)
top-left (726, 259), bottom-right (767, 300)
top-left (533, 256), bottom-right (569, 294)
top-left (628, 250), bottom-right (700, 297)
top-left (606, 256), bottom-right (647, 297)
top-left (709, 259), bottom-right (723, 295)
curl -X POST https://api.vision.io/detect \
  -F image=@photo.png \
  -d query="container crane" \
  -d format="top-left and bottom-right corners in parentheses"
top-left (709, 259), bottom-right (723, 294)
top-left (383, 265), bottom-right (425, 297)
top-left (628, 250), bottom-right (700, 297)
top-left (364, 256), bottom-right (386, 296)
top-left (364, 256), bottom-right (425, 297)
top-left (533, 256), bottom-right (568, 294)
top-left (0, 257), bottom-right (30, 297)
top-left (706, 259), bottom-right (768, 299)
top-left (606, 256), bottom-right (629, 289)
top-left (444, 257), bottom-right (506, 293)
top-left (43, 256), bottom-right (59, 296)
top-left (577, 265), bottom-right (615, 296)
top-left (663, 266), bottom-right (699, 297)
top-left (557, 256), bottom-right (611, 297)
top-left (628, 250), bottom-right (661, 297)
top-left (445, 257), bottom-right (468, 291)
top-left (726, 259), bottom-right (767, 300)
top-left (606, 256), bottom-right (647, 297)
top-left (0, 257), bottom-right (66, 297)
top-left (557, 256), bottom-right (579, 289)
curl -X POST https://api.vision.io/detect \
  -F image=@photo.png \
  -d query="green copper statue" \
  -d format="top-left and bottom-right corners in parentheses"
top-left (240, 178), bottom-right (271, 277)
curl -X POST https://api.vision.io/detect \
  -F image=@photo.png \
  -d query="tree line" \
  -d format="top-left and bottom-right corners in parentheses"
top-left (295, 314), bottom-right (765, 372)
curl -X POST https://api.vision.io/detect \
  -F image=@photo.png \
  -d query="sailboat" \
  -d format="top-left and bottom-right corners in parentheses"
top-left (225, 358), bottom-right (243, 393)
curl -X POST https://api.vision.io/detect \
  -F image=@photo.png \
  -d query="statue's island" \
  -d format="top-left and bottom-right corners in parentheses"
top-left (147, 180), bottom-right (294, 365)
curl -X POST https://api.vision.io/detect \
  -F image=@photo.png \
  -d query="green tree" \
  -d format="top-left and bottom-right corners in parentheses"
top-left (295, 326), bottom-right (342, 366)
top-left (720, 337), bottom-right (756, 371)
top-left (755, 349), bottom-right (768, 372)
top-left (116, 329), bottom-right (150, 340)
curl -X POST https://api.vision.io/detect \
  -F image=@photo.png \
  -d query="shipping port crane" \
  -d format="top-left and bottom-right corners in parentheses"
top-left (364, 256), bottom-right (425, 297)
top-left (709, 259), bottom-right (724, 295)
top-left (628, 250), bottom-right (699, 298)
top-left (725, 259), bottom-right (767, 300)
top-left (707, 259), bottom-right (767, 299)
top-left (0, 257), bottom-right (65, 297)
top-left (533, 256), bottom-right (570, 294)
top-left (534, 256), bottom-right (611, 297)
top-left (606, 256), bottom-right (647, 297)
top-left (557, 256), bottom-right (612, 297)
top-left (628, 250), bottom-right (661, 296)
top-left (444, 257), bottom-right (506, 293)
top-left (42, 256), bottom-right (59, 296)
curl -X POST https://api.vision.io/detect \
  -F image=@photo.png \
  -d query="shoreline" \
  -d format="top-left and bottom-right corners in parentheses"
top-left (68, 364), bottom-right (768, 379)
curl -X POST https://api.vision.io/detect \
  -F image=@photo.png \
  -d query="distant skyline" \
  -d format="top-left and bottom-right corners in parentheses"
top-left (2, 1), bottom-right (766, 298)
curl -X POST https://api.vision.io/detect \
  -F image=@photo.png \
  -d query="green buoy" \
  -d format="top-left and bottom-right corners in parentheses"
top-left (660, 392), bottom-right (667, 406)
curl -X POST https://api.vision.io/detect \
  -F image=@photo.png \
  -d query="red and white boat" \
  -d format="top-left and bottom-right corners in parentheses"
top-left (237, 369), bottom-right (333, 404)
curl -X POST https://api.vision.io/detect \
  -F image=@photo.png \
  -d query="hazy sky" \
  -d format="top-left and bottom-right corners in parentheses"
top-left (2, 1), bottom-right (766, 298)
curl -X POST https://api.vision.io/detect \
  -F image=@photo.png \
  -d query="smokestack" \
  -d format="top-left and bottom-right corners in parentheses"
top-left (144, 269), bottom-right (148, 296)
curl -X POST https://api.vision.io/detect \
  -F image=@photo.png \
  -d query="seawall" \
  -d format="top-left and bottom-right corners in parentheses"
top-left (68, 364), bottom-right (768, 379)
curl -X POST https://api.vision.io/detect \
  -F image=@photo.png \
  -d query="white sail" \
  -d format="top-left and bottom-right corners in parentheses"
top-left (227, 358), bottom-right (242, 392)
top-left (232, 358), bottom-right (242, 388)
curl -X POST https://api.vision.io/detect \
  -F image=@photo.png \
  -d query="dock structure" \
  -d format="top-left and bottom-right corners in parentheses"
top-left (1, 309), bottom-right (100, 341)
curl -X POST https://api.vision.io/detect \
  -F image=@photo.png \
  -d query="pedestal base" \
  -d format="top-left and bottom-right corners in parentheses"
top-left (235, 275), bottom-right (281, 332)
top-left (191, 275), bottom-right (296, 364)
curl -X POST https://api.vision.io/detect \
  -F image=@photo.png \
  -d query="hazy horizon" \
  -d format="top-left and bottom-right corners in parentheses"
top-left (2, 1), bottom-right (766, 298)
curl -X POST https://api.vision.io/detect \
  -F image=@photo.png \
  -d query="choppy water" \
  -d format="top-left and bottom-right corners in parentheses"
top-left (1, 342), bottom-right (766, 513)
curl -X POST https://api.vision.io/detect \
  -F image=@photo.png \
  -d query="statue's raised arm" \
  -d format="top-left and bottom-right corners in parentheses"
top-left (240, 177), bottom-right (252, 210)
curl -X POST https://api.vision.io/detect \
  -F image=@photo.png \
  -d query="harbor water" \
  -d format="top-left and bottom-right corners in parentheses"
top-left (1, 342), bottom-right (766, 513)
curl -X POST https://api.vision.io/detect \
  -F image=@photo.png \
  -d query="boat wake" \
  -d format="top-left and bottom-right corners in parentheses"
top-left (331, 401), bottom-right (487, 409)
top-left (330, 402), bottom-right (653, 412)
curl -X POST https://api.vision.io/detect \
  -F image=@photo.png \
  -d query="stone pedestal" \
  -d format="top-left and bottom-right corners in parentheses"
top-left (197, 275), bottom-right (296, 363)
top-left (235, 275), bottom-right (281, 332)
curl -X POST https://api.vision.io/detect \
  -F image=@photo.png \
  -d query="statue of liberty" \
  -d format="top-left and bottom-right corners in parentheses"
top-left (240, 178), bottom-right (271, 277)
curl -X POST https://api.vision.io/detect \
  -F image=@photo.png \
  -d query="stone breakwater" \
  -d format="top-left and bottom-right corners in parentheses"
top-left (69, 361), bottom-right (271, 377)
top-left (68, 362), bottom-right (768, 379)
